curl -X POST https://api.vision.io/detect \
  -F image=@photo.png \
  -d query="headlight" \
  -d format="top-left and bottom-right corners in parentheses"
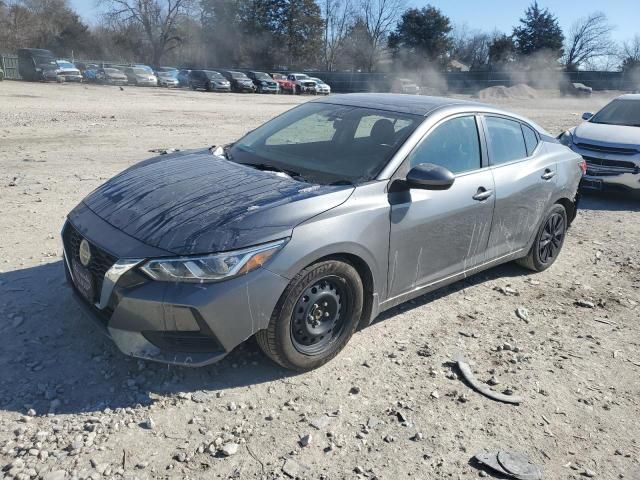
top-left (558, 130), bottom-right (573, 147)
top-left (140, 239), bottom-right (287, 283)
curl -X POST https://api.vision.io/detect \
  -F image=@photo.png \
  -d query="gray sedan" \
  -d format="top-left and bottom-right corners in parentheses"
top-left (559, 94), bottom-right (640, 196)
top-left (62, 94), bottom-right (583, 370)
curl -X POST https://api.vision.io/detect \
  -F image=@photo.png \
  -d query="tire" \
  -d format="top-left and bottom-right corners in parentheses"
top-left (256, 260), bottom-right (363, 371)
top-left (517, 203), bottom-right (568, 272)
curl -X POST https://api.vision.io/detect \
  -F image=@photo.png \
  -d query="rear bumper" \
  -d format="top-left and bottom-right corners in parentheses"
top-left (62, 214), bottom-right (289, 367)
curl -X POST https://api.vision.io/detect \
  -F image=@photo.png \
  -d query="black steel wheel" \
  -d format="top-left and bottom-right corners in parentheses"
top-left (290, 276), bottom-right (347, 355)
top-left (517, 203), bottom-right (568, 272)
top-left (256, 260), bottom-right (363, 371)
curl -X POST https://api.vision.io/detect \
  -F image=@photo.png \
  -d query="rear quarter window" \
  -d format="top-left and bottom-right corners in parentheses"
top-left (521, 124), bottom-right (539, 156)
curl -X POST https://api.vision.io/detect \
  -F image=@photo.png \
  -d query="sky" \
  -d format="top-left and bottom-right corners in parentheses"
top-left (70, 0), bottom-right (638, 43)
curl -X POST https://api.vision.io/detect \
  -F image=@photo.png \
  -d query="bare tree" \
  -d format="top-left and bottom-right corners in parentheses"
top-left (321, 0), bottom-right (353, 71)
top-left (358, 0), bottom-right (405, 71)
top-left (620, 34), bottom-right (640, 72)
top-left (564, 12), bottom-right (615, 71)
top-left (450, 24), bottom-right (493, 70)
top-left (100, 0), bottom-right (195, 65)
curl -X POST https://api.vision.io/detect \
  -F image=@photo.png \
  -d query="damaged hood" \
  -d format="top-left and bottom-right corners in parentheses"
top-left (82, 149), bottom-right (353, 255)
top-left (574, 122), bottom-right (640, 148)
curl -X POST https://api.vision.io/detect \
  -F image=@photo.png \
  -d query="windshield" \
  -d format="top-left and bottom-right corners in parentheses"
top-left (35, 56), bottom-right (56, 66)
top-left (253, 72), bottom-right (271, 80)
top-left (310, 78), bottom-right (324, 84)
top-left (591, 99), bottom-right (640, 127)
top-left (296, 74), bottom-right (310, 80)
top-left (205, 71), bottom-right (224, 79)
top-left (230, 72), bottom-right (249, 79)
top-left (132, 68), bottom-right (148, 75)
top-left (227, 102), bottom-right (422, 185)
top-left (57, 61), bottom-right (75, 69)
top-left (104, 68), bottom-right (121, 74)
top-left (158, 70), bottom-right (177, 77)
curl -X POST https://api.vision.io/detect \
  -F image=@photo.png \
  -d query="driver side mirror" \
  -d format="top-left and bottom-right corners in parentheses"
top-left (582, 112), bottom-right (593, 121)
top-left (406, 163), bottom-right (455, 190)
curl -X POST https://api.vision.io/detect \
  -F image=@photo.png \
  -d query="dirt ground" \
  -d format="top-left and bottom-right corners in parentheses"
top-left (0, 81), bottom-right (639, 480)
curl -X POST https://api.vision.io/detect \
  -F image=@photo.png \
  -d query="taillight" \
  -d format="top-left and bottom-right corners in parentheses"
top-left (579, 158), bottom-right (587, 176)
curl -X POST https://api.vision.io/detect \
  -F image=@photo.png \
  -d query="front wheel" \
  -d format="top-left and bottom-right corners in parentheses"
top-left (256, 260), bottom-right (363, 371)
top-left (517, 203), bottom-right (567, 272)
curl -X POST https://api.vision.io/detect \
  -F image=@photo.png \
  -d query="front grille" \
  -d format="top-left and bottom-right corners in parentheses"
top-left (583, 155), bottom-right (639, 172)
top-left (62, 222), bottom-right (117, 303)
top-left (576, 143), bottom-right (638, 155)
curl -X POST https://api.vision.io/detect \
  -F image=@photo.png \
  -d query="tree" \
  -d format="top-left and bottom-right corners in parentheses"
top-left (0, 0), bottom-right (95, 56)
top-left (564, 12), bottom-right (615, 71)
top-left (388, 5), bottom-right (452, 68)
top-left (357, 0), bottom-right (405, 71)
top-left (320, 0), bottom-right (353, 71)
top-left (513, 1), bottom-right (564, 60)
top-left (620, 35), bottom-right (640, 72)
top-left (488, 34), bottom-right (516, 66)
top-left (100, 0), bottom-right (195, 65)
top-left (450, 24), bottom-right (492, 70)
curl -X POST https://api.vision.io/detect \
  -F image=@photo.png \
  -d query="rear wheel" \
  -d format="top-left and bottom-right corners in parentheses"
top-left (517, 204), bottom-right (567, 272)
top-left (256, 260), bottom-right (363, 371)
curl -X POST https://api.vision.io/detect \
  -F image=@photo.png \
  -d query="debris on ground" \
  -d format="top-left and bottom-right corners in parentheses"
top-left (455, 357), bottom-right (524, 404)
top-left (474, 451), bottom-right (543, 480)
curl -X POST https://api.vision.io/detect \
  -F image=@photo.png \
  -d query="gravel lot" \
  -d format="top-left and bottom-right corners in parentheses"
top-left (0, 81), bottom-right (639, 480)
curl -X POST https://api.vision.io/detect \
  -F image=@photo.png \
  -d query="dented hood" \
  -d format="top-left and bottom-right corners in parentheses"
top-left (82, 149), bottom-right (353, 255)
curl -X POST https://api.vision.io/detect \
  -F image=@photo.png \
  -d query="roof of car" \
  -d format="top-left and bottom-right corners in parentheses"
top-left (314, 93), bottom-right (488, 116)
top-left (617, 94), bottom-right (640, 101)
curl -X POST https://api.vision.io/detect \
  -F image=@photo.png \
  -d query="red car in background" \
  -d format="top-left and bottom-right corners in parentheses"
top-left (270, 73), bottom-right (295, 94)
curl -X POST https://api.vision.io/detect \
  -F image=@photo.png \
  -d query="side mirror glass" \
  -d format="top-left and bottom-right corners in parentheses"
top-left (406, 163), bottom-right (455, 190)
top-left (582, 112), bottom-right (593, 121)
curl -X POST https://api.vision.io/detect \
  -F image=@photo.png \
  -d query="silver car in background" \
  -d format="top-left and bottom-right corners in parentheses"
top-left (560, 94), bottom-right (640, 196)
top-left (63, 94), bottom-right (583, 371)
top-left (309, 77), bottom-right (331, 95)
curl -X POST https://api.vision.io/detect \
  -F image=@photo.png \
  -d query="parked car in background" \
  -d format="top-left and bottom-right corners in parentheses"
top-left (0, 67), bottom-right (4, 81)
top-left (177, 69), bottom-right (191, 87)
top-left (247, 71), bottom-right (279, 93)
top-left (154, 66), bottom-right (178, 74)
top-left (220, 70), bottom-right (256, 92)
top-left (123, 67), bottom-right (157, 86)
top-left (96, 67), bottom-right (128, 86)
top-left (61, 94), bottom-right (583, 371)
top-left (559, 94), bottom-right (640, 196)
top-left (560, 81), bottom-right (592, 97)
top-left (287, 73), bottom-right (317, 94)
top-left (270, 73), bottom-right (295, 94)
top-left (55, 60), bottom-right (83, 82)
top-left (156, 70), bottom-right (180, 87)
top-left (188, 70), bottom-right (231, 92)
top-left (17, 48), bottom-right (58, 81)
top-left (391, 78), bottom-right (420, 95)
top-left (80, 64), bottom-right (101, 82)
top-left (309, 76), bottom-right (331, 95)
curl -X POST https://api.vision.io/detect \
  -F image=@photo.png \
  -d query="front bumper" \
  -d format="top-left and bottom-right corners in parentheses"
top-left (134, 80), bottom-right (158, 86)
top-left (571, 146), bottom-right (640, 193)
top-left (61, 216), bottom-right (289, 366)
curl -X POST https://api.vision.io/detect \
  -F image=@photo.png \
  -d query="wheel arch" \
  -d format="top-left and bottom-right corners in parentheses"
top-left (555, 196), bottom-right (577, 225)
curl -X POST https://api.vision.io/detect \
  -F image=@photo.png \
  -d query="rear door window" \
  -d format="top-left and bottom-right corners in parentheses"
top-left (485, 117), bottom-right (528, 165)
top-left (407, 116), bottom-right (481, 174)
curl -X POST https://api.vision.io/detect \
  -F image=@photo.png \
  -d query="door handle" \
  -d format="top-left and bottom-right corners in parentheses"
top-left (541, 169), bottom-right (556, 180)
top-left (473, 188), bottom-right (493, 201)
